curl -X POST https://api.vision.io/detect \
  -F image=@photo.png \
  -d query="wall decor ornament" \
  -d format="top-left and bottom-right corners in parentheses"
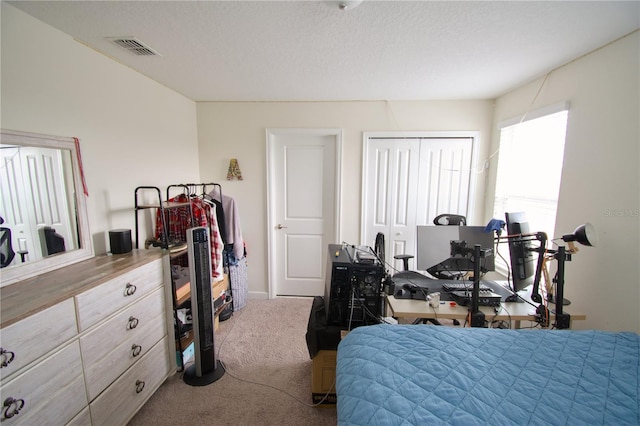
top-left (226, 158), bottom-right (243, 180)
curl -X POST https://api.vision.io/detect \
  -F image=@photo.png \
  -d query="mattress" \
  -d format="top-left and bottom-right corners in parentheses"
top-left (336, 324), bottom-right (640, 425)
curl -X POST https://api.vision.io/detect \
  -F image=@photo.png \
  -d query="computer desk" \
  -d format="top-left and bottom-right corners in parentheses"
top-left (385, 284), bottom-right (586, 329)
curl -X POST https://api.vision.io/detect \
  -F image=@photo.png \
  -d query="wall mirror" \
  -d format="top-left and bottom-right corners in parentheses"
top-left (0, 129), bottom-right (93, 287)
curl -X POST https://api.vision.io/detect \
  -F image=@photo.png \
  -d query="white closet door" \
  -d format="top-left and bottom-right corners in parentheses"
top-left (0, 147), bottom-right (36, 263)
top-left (0, 146), bottom-right (74, 263)
top-left (362, 138), bottom-right (420, 272)
top-left (415, 138), bottom-right (474, 225)
top-left (362, 135), bottom-right (474, 273)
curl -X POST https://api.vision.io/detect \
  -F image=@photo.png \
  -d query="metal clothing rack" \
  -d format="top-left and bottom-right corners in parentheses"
top-left (175, 182), bottom-right (235, 332)
top-left (200, 182), bottom-right (236, 314)
top-left (162, 183), bottom-right (232, 302)
top-left (134, 185), bottom-right (193, 250)
top-left (134, 183), bottom-right (232, 371)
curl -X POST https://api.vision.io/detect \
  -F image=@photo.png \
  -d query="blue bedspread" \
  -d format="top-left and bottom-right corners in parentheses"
top-left (336, 325), bottom-right (640, 425)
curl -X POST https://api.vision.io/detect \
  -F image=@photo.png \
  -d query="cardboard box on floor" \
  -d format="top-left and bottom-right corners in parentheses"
top-left (312, 350), bottom-right (337, 406)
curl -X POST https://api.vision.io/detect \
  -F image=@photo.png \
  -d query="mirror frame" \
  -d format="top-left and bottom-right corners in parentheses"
top-left (0, 129), bottom-right (93, 286)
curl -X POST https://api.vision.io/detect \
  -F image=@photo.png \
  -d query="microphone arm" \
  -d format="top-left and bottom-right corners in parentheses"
top-left (530, 232), bottom-right (548, 303)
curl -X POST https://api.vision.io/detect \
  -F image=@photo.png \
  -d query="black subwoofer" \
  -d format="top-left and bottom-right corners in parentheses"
top-left (109, 229), bottom-right (132, 254)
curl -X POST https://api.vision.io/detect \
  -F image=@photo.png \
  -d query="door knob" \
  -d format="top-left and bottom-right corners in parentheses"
top-left (276, 224), bottom-right (288, 230)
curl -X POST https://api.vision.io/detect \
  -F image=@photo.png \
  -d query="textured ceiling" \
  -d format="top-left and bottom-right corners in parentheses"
top-left (7, 1), bottom-right (640, 102)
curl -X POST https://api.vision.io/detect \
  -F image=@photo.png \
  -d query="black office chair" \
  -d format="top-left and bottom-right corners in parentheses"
top-left (433, 213), bottom-right (467, 226)
top-left (430, 214), bottom-right (467, 280)
top-left (0, 217), bottom-right (16, 268)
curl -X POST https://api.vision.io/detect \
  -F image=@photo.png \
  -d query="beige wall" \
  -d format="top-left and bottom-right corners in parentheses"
top-left (489, 31), bottom-right (640, 332)
top-left (1, 4), bottom-right (200, 253)
top-left (196, 100), bottom-right (495, 298)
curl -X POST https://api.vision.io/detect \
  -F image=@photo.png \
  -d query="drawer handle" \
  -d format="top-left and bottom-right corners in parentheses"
top-left (135, 380), bottom-right (145, 394)
top-left (0, 348), bottom-right (15, 368)
top-left (3, 397), bottom-right (25, 419)
top-left (124, 283), bottom-right (137, 297)
top-left (127, 316), bottom-right (139, 330)
top-left (131, 344), bottom-right (142, 357)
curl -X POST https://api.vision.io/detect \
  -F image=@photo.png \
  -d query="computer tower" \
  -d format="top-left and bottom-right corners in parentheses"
top-left (324, 244), bottom-right (384, 328)
top-left (183, 226), bottom-right (225, 386)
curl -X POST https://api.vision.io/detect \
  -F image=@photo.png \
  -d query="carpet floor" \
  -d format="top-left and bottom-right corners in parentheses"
top-left (128, 297), bottom-right (337, 426)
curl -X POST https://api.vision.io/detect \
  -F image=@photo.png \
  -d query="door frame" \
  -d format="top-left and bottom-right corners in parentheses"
top-left (265, 128), bottom-right (343, 299)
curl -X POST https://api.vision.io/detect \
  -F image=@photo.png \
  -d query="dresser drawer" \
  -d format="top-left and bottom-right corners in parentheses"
top-left (66, 407), bottom-right (91, 426)
top-left (76, 258), bottom-right (163, 331)
top-left (90, 337), bottom-right (170, 426)
top-left (0, 341), bottom-right (87, 426)
top-left (0, 298), bottom-right (77, 382)
top-left (80, 288), bottom-right (167, 400)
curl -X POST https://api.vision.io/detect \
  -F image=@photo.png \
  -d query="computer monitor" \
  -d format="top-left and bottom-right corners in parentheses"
top-left (43, 226), bottom-right (66, 255)
top-left (416, 226), bottom-right (495, 277)
top-left (505, 212), bottom-right (537, 292)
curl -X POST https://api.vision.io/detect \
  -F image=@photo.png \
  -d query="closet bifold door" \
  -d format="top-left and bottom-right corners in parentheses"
top-left (362, 138), bottom-right (420, 273)
top-left (414, 137), bottom-right (473, 226)
top-left (362, 134), bottom-right (475, 273)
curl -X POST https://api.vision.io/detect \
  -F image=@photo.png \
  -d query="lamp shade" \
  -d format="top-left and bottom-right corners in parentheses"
top-left (562, 223), bottom-right (598, 247)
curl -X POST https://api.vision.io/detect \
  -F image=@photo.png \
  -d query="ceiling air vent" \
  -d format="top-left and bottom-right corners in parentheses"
top-left (108, 37), bottom-right (160, 56)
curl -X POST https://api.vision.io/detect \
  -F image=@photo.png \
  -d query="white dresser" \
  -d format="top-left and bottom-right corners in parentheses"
top-left (0, 250), bottom-right (176, 425)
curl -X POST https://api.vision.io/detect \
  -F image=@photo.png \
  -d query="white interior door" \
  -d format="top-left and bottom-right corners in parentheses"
top-left (362, 133), bottom-right (475, 273)
top-left (266, 129), bottom-right (341, 297)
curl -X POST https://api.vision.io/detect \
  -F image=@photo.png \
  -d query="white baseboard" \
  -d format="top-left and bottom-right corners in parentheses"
top-left (248, 291), bottom-right (269, 300)
top-left (247, 292), bottom-right (321, 300)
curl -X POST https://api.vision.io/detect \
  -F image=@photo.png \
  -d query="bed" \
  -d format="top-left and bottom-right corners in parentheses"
top-left (336, 324), bottom-right (639, 425)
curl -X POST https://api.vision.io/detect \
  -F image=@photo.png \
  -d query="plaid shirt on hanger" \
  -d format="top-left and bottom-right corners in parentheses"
top-left (155, 193), bottom-right (223, 278)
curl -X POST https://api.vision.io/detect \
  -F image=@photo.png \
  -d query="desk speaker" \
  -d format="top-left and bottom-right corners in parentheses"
top-left (109, 229), bottom-right (132, 254)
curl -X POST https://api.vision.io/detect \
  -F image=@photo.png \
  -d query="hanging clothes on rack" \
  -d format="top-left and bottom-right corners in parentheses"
top-left (206, 187), bottom-right (247, 310)
top-left (206, 187), bottom-right (245, 261)
top-left (203, 196), bottom-right (227, 245)
top-left (155, 193), bottom-right (224, 280)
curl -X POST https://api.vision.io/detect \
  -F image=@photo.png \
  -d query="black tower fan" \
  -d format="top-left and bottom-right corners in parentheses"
top-left (183, 226), bottom-right (225, 386)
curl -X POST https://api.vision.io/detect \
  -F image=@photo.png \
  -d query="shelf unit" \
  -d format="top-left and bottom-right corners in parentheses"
top-left (134, 185), bottom-right (192, 250)
top-left (134, 185), bottom-right (229, 371)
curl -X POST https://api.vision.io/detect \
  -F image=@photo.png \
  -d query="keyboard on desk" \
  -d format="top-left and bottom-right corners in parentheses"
top-left (440, 279), bottom-right (519, 303)
top-left (441, 281), bottom-right (491, 292)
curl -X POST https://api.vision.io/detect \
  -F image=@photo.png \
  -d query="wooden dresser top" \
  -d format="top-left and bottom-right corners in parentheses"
top-left (1, 249), bottom-right (165, 328)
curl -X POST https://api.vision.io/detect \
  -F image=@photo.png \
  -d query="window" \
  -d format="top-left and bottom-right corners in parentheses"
top-left (493, 106), bottom-right (569, 240)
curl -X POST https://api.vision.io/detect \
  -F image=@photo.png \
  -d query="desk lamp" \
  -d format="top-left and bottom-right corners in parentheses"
top-left (550, 223), bottom-right (598, 329)
top-left (540, 223), bottom-right (598, 305)
top-left (562, 223), bottom-right (598, 251)
top-left (490, 221), bottom-right (597, 328)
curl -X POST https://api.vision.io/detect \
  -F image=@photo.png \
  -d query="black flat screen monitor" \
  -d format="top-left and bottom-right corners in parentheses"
top-left (43, 226), bottom-right (66, 255)
top-left (416, 226), bottom-right (495, 276)
top-left (505, 212), bottom-right (537, 292)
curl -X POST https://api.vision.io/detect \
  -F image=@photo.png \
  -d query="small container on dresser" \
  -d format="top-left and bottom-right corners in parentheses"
top-left (0, 250), bottom-right (176, 425)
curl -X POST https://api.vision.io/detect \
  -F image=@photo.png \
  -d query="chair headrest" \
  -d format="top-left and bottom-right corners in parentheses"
top-left (433, 214), bottom-right (467, 226)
